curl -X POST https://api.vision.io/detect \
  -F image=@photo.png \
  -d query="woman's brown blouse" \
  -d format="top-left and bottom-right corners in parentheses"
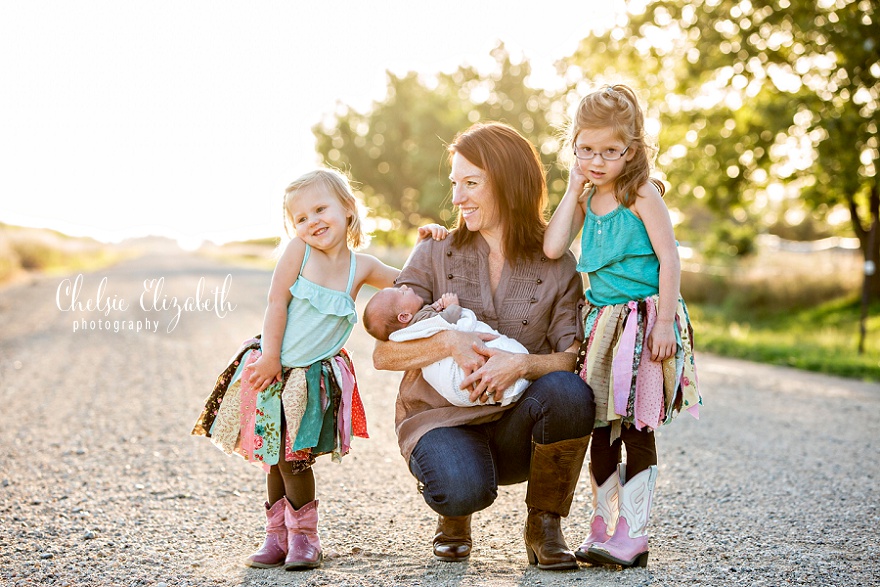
top-left (392, 234), bottom-right (585, 460)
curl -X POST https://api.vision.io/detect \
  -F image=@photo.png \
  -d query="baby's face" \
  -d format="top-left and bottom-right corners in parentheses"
top-left (388, 285), bottom-right (424, 316)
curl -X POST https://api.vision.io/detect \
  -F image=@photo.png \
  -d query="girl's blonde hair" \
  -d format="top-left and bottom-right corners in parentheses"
top-left (282, 168), bottom-right (367, 250)
top-left (568, 84), bottom-right (664, 207)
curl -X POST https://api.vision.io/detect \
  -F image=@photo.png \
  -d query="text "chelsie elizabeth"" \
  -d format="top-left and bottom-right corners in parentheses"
top-left (56, 274), bottom-right (237, 333)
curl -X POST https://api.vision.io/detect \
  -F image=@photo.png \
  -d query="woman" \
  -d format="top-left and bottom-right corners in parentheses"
top-left (372, 122), bottom-right (595, 570)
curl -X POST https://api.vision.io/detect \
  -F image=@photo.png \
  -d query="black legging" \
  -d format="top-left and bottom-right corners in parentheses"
top-left (590, 425), bottom-right (657, 485)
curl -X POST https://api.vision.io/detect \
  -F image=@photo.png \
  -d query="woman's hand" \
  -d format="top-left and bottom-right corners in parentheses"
top-left (460, 346), bottom-right (525, 404)
top-left (447, 331), bottom-right (497, 382)
top-left (245, 353), bottom-right (282, 392)
top-left (647, 319), bottom-right (677, 362)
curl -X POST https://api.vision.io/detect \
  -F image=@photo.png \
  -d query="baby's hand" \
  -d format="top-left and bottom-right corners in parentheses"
top-left (439, 293), bottom-right (459, 309)
top-left (417, 223), bottom-right (449, 242)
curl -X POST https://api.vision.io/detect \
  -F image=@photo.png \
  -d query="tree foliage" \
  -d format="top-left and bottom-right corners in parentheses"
top-left (560, 0), bottom-right (878, 282)
top-left (313, 2), bottom-right (879, 294)
top-left (313, 45), bottom-right (568, 237)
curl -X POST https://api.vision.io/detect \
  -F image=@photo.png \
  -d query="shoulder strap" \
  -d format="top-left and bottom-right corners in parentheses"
top-left (344, 250), bottom-right (357, 294)
top-left (585, 186), bottom-right (597, 214)
top-left (299, 244), bottom-right (312, 273)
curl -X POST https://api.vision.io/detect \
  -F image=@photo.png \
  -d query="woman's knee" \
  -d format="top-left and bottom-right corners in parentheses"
top-left (419, 472), bottom-right (497, 517)
top-left (529, 371), bottom-right (595, 427)
top-left (409, 432), bottom-right (497, 517)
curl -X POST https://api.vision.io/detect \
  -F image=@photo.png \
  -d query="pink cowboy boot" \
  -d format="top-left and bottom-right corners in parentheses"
top-left (575, 464), bottom-right (620, 562)
top-left (588, 465), bottom-right (657, 568)
top-left (284, 499), bottom-right (323, 570)
top-left (244, 499), bottom-right (289, 568)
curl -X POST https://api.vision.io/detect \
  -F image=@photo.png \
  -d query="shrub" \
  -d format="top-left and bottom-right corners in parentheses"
top-left (681, 246), bottom-right (861, 318)
top-left (0, 233), bottom-right (21, 282)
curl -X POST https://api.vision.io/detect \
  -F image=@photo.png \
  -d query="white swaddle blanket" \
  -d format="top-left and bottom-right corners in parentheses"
top-left (388, 307), bottom-right (531, 407)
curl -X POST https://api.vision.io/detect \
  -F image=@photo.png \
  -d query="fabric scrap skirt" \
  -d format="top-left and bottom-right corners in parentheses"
top-left (192, 336), bottom-right (369, 473)
top-left (575, 295), bottom-right (701, 442)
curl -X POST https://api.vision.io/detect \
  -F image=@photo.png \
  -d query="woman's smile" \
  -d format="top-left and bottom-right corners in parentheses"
top-left (450, 153), bottom-right (499, 236)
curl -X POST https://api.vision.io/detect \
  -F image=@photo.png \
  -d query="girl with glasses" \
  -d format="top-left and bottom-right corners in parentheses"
top-left (544, 84), bottom-right (701, 568)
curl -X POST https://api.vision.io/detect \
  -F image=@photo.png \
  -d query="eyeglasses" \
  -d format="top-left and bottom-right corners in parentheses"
top-left (573, 145), bottom-right (630, 161)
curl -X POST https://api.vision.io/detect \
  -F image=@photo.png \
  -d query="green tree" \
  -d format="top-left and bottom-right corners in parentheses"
top-left (560, 0), bottom-right (879, 292)
top-left (313, 44), bottom-right (568, 237)
top-left (313, 71), bottom-right (469, 240)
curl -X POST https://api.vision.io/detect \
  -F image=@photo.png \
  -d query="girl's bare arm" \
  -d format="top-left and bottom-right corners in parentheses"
top-left (248, 239), bottom-right (306, 390)
top-left (633, 183), bottom-right (681, 362)
top-left (544, 163), bottom-right (588, 259)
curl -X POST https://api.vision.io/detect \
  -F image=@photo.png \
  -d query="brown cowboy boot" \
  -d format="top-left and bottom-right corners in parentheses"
top-left (433, 514), bottom-right (472, 561)
top-left (523, 435), bottom-right (589, 570)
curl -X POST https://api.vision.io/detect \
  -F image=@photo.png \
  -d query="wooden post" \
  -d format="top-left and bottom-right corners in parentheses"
top-left (858, 219), bottom-right (877, 355)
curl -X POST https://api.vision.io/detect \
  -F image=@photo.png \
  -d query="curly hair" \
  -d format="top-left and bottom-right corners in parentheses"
top-left (568, 84), bottom-right (665, 206)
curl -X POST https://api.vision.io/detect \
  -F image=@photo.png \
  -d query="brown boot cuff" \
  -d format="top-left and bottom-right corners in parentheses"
top-left (525, 435), bottom-right (589, 517)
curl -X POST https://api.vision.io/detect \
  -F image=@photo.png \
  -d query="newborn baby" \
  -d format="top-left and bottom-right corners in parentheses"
top-left (363, 286), bottom-right (530, 406)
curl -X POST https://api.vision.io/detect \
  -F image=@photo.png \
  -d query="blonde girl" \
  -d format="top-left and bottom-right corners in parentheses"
top-left (193, 168), bottom-right (446, 570)
top-left (544, 84), bottom-right (700, 568)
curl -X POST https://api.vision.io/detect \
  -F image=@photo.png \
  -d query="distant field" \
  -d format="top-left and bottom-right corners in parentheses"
top-left (5, 224), bottom-right (878, 382)
top-left (679, 241), bottom-right (879, 382)
top-left (0, 225), bottom-right (124, 284)
top-left (690, 297), bottom-right (880, 382)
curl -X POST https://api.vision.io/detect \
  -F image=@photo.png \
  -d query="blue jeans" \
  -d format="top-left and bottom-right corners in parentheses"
top-left (408, 371), bottom-right (595, 517)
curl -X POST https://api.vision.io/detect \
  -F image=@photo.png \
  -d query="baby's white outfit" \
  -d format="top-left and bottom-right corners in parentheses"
top-left (388, 305), bottom-right (530, 407)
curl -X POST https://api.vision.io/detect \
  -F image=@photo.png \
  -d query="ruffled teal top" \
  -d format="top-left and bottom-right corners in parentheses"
top-left (278, 245), bottom-right (358, 367)
top-left (577, 189), bottom-right (660, 306)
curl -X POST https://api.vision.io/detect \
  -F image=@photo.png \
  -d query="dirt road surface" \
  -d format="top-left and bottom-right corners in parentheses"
top-left (1, 253), bottom-right (878, 587)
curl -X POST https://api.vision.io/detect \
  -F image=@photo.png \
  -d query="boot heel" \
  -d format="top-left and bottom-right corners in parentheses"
top-left (433, 515), bottom-right (472, 561)
top-left (635, 552), bottom-right (649, 567)
top-left (525, 545), bottom-right (537, 565)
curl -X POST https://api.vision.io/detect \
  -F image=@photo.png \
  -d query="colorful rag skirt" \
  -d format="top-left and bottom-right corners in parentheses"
top-left (575, 295), bottom-right (700, 441)
top-left (192, 336), bottom-right (369, 473)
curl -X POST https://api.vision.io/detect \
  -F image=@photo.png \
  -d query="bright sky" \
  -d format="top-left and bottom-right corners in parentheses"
top-left (1, 1), bottom-right (625, 247)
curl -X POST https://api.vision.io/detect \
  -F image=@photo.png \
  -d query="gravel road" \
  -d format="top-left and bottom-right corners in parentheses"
top-left (0, 253), bottom-right (878, 587)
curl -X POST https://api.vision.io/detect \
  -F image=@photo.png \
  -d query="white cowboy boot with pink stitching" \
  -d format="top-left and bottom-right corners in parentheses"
top-left (588, 465), bottom-right (657, 567)
top-left (575, 464), bottom-right (620, 562)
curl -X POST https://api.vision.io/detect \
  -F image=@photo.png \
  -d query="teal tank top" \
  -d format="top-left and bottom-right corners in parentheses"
top-left (576, 190), bottom-right (660, 306)
top-left (278, 245), bottom-right (358, 367)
